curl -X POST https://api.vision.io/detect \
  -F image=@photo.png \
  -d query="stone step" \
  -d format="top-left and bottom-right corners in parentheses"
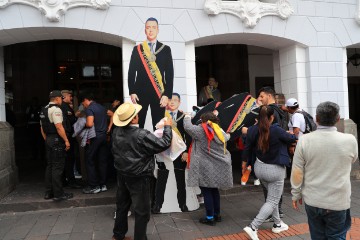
top-left (0, 180), bottom-right (292, 214)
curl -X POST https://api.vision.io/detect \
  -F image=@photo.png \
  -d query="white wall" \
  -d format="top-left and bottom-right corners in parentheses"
top-left (248, 54), bottom-right (274, 96)
top-left (0, 47), bottom-right (5, 122)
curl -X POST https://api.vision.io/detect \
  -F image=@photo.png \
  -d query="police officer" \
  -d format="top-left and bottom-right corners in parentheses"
top-left (40, 90), bottom-right (73, 201)
top-left (60, 90), bottom-right (81, 189)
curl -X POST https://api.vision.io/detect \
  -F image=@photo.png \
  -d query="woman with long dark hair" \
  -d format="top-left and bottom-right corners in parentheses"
top-left (183, 111), bottom-right (233, 226)
top-left (243, 105), bottom-right (297, 240)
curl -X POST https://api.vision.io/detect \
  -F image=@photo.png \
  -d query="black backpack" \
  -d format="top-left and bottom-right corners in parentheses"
top-left (270, 104), bottom-right (288, 130)
top-left (295, 110), bottom-right (317, 133)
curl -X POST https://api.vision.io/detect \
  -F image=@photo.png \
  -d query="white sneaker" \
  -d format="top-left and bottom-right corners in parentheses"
top-left (101, 185), bottom-right (107, 192)
top-left (254, 179), bottom-right (260, 186)
top-left (272, 221), bottom-right (289, 233)
top-left (243, 226), bottom-right (259, 240)
top-left (241, 181), bottom-right (247, 186)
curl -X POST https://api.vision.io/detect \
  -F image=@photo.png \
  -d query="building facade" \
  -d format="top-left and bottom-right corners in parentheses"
top-left (0, 0), bottom-right (360, 197)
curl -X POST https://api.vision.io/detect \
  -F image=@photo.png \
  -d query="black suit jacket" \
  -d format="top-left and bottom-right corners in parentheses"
top-left (173, 111), bottom-right (192, 169)
top-left (128, 41), bottom-right (174, 99)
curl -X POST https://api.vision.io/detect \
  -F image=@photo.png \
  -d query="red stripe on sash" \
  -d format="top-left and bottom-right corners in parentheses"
top-left (226, 94), bottom-right (251, 133)
top-left (137, 45), bottom-right (162, 99)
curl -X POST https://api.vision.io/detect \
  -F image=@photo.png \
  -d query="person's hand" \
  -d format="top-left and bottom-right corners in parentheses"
top-left (65, 140), bottom-right (70, 151)
top-left (163, 117), bottom-right (172, 126)
top-left (241, 127), bottom-right (248, 135)
top-left (107, 110), bottom-right (114, 117)
top-left (160, 96), bottom-right (169, 107)
top-left (130, 94), bottom-right (139, 104)
top-left (213, 110), bottom-right (219, 116)
top-left (292, 198), bottom-right (302, 211)
top-left (181, 152), bottom-right (188, 162)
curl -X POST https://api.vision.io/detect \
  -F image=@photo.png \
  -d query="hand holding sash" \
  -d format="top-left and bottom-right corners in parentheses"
top-left (160, 95), bottom-right (169, 107)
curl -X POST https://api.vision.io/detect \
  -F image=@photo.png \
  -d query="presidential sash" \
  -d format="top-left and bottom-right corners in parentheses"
top-left (137, 41), bottom-right (165, 99)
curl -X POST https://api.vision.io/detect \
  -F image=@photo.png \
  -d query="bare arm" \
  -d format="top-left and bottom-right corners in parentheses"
top-left (86, 116), bottom-right (94, 128)
top-left (55, 123), bottom-right (70, 151)
top-left (40, 126), bottom-right (46, 140)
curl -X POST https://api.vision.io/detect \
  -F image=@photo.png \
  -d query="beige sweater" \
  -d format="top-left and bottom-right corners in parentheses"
top-left (291, 126), bottom-right (358, 210)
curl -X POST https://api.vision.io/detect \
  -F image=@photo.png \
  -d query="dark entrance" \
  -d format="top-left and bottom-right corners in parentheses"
top-left (4, 40), bottom-right (123, 182)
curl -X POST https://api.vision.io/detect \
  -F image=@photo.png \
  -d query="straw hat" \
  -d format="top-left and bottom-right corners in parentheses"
top-left (113, 103), bottom-right (142, 127)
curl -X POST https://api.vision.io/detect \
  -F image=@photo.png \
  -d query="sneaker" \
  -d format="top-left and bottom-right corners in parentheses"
top-left (243, 226), bottom-right (259, 240)
top-left (53, 192), bottom-right (73, 201)
top-left (74, 172), bottom-right (82, 179)
top-left (82, 186), bottom-right (101, 194)
top-left (199, 217), bottom-right (216, 226)
top-left (44, 192), bottom-right (54, 200)
top-left (254, 179), bottom-right (261, 186)
top-left (272, 221), bottom-right (289, 233)
top-left (264, 215), bottom-right (274, 222)
top-left (114, 211), bottom-right (116, 220)
top-left (241, 181), bottom-right (247, 186)
top-left (100, 185), bottom-right (107, 192)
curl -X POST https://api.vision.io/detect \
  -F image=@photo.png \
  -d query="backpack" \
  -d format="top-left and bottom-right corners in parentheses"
top-left (270, 104), bottom-right (288, 130)
top-left (296, 110), bottom-right (317, 133)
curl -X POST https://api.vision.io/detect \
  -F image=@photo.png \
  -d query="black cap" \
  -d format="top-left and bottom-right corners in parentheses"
top-left (49, 90), bottom-right (62, 98)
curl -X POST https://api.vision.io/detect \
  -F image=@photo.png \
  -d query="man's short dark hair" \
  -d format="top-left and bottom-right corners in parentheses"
top-left (145, 17), bottom-right (158, 25)
top-left (258, 86), bottom-right (276, 98)
top-left (316, 101), bottom-right (340, 126)
top-left (172, 93), bottom-right (181, 100)
top-left (79, 91), bottom-right (95, 102)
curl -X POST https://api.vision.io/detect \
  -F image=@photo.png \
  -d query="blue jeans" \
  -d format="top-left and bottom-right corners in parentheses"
top-left (305, 204), bottom-right (351, 240)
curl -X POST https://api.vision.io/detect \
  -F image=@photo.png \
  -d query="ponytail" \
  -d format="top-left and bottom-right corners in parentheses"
top-left (257, 105), bottom-right (274, 153)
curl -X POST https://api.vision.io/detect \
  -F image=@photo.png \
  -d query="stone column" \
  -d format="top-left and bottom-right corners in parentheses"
top-left (0, 47), bottom-right (17, 199)
top-left (184, 41), bottom-right (197, 112)
top-left (278, 45), bottom-right (308, 111)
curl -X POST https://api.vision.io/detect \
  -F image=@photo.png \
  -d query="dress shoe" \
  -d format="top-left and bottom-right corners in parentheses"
top-left (199, 217), bottom-right (216, 226)
top-left (180, 205), bottom-right (189, 212)
top-left (151, 205), bottom-right (161, 214)
top-left (53, 192), bottom-right (73, 201)
top-left (44, 192), bottom-right (54, 200)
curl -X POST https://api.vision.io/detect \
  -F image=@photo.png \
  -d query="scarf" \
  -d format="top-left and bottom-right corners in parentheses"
top-left (202, 120), bottom-right (226, 154)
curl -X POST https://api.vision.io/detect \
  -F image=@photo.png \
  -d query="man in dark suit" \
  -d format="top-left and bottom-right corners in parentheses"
top-left (152, 93), bottom-right (191, 213)
top-left (128, 17), bottom-right (174, 130)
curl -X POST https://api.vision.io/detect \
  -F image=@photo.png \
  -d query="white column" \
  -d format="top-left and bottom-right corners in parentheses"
top-left (0, 47), bottom-right (5, 122)
top-left (273, 51), bottom-right (281, 93)
top-left (306, 47), bottom-right (348, 118)
top-left (184, 41), bottom-right (197, 112)
top-left (278, 45), bottom-right (308, 111)
top-left (121, 39), bottom-right (136, 103)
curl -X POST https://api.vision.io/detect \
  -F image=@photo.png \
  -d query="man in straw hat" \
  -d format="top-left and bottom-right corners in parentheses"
top-left (111, 102), bottom-right (172, 240)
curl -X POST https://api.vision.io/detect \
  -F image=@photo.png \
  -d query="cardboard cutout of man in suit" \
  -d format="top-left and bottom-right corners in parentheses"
top-left (152, 93), bottom-right (192, 213)
top-left (128, 17), bottom-right (174, 130)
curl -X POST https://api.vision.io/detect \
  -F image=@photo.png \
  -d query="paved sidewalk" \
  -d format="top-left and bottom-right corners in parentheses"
top-left (1, 180), bottom-right (360, 240)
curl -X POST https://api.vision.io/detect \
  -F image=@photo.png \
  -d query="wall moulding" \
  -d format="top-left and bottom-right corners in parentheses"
top-left (204, 0), bottom-right (294, 28)
top-left (0, 0), bottom-right (111, 22)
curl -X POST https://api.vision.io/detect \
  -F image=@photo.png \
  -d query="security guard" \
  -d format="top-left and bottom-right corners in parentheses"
top-left (40, 90), bottom-right (73, 201)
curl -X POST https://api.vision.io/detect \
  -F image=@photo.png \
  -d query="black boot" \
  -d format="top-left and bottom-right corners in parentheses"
top-left (152, 168), bottom-right (169, 214)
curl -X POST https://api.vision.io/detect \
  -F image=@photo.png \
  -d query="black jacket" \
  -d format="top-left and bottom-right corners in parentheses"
top-left (173, 112), bottom-right (192, 169)
top-left (112, 125), bottom-right (172, 177)
top-left (128, 41), bottom-right (174, 99)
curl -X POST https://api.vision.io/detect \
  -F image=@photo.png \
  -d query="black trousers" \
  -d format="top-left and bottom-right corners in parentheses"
top-left (200, 187), bottom-right (220, 217)
top-left (85, 134), bottom-right (108, 187)
top-left (113, 174), bottom-right (151, 240)
top-left (137, 93), bottom-right (165, 131)
top-left (45, 135), bottom-right (66, 197)
top-left (64, 134), bottom-right (76, 182)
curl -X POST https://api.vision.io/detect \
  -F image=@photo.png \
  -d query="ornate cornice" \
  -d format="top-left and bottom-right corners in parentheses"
top-left (204, 0), bottom-right (294, 28)
top-left (0, 0), bottom-right (110, 22)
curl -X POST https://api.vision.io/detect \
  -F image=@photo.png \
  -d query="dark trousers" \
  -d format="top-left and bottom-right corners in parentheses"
top-left (305, 204), bottom-right (351, 240)
top-left (85, 134), bottom-right (108, 187)
top-left (174, 169), bottom-right (187, 208)
top-left (113, 174), bottom-right (151, 240)
top-left (45, 135), bottom-right (66, 197)
top-left (200, 187), bottom-right (220, 217)
top-left (64, 135), bottom-right (76, 182)
top-left (137, 94), bottom-right (165, 131)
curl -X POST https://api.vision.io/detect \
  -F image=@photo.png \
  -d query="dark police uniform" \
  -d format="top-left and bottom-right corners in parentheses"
top-left (60, 101), bottom-right (77, 185)
top-left (40, 102), bottom-right (67, 199)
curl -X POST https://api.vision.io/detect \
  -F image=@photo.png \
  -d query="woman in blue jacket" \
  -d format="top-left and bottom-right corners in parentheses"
top-left (243, 105), bottom-right (297, 240)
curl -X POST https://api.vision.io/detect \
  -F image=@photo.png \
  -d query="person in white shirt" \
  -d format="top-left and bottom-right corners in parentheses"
top-left (285, 98), bottom-right (305, 138)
